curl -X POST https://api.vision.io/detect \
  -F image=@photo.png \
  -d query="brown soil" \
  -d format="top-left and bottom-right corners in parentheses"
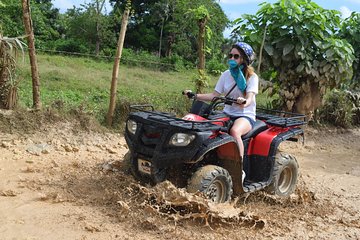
top-left (1, 110), bottom-right (359, 240)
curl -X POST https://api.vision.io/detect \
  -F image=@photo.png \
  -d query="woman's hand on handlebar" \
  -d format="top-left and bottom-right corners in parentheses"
top-left (236, 97), bottom-right (247, 105)
top-left (182, 90), bottom-right (196, 99)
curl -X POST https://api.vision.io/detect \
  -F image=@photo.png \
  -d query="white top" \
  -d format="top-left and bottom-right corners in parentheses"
top-left (214, 70), bottom-right (259, 121)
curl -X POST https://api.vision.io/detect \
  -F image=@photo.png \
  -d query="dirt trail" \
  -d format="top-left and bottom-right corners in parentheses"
top-left (0, 111), bottom-right (359, 240)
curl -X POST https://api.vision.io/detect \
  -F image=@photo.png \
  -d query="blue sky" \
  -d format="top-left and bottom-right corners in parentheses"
top-left (219, 0), bottom-right (360, 36)
top-left (53, 0), bottom-right (360, 36)
top-left (53, 0), bottom-right (360, 17)
top-left (219, 0), bottom-right (360, 20)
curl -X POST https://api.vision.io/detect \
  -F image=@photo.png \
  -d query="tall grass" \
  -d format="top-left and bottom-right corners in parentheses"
top-left (16, 54), bottom-right (273, 126)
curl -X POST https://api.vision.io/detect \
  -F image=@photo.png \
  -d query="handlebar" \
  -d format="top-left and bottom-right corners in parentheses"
top-left (182, 91), bottom-right (246, 105)
top-left (182, 90), bottom-right (196, 99)
top-left (212, 96), bottom-right (246, 105)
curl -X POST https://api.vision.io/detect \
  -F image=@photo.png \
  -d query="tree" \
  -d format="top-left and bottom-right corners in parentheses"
top-left (0, 33), bottom-right (25, 109)
top-left (63, 2), bottom-right (114, 55)
top-left (152, 1), bottom-right (171, 57)
top-left (341, 12), bottom-right (360, 89)
top-left (107, 0), bottom-right (131, 126)
top-left (94, 0), bottom-right (106, 56)
top-left (0, 0), bottom-right (64, 50)
top-left (189, 5), bottom-right (211, 93)
top-left (0, 0), bottom-right (24, 37)
top-left (233, 0), bottom-right (354, 115)
top-left (22, 0), bottom-right (41, 109)
top-left (109, 0), bottom-right (228, 62)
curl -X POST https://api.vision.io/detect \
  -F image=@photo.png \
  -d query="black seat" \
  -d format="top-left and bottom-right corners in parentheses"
top-left (242, 120), bottom-right (268, 140)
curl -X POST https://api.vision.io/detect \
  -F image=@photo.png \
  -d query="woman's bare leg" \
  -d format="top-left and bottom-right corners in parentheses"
top-left (229, 118), bottom-right (252, 158)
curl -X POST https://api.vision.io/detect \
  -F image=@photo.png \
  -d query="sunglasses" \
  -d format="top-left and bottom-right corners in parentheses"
top-left (228, 53), bottom-right (241, 60)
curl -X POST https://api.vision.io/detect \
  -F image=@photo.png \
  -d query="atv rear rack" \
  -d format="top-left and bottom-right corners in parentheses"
top-left (256, 108), bottom-right (306, 128)
top-left (129, 105), bottom-right (227, 131)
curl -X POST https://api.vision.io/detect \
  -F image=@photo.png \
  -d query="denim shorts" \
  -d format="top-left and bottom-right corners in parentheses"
top-left (229, 115), bottom-right (256, 128)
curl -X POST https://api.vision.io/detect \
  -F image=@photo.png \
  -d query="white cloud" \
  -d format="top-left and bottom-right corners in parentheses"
top-left (346, 0), bottom-right (360, 4)
top-left (340, 6), bottom-right (353, 18)
top-left (219, 0), bottom-right (262, 4)
top-left (53, 0), bottom-right (74, 11)
top-left (226, 10), bottom-right (243, 20)
top-left (53, 0), bottom-right (112, 13)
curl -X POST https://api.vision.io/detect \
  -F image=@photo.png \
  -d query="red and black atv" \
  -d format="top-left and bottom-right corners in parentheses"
top-left (124, 93), bottom-right (306, 203)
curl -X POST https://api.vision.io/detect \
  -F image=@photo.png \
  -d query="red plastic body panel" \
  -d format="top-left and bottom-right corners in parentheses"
top-left (182, 113), bottom-right (206, 121)
top-left (247, 126), bottom-right (291, 156)
top-left (217, 141), bottom-right (239, 160)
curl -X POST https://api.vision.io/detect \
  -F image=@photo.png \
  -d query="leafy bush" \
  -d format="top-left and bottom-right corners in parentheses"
top-left (206, 58), bottom-right (226, 76)
top-left (54, 39), bottom-right (89, 54)
top-left (317, 89), bottom-right (354, 127)
top-left (346, 90), bottom-right (360, 125)
top-left (121, 48), bottom-right (164, 70)
top-left (161, 54), bottom-right (188, 72)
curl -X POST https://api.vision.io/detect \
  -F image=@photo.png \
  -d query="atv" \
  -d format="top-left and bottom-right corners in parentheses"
top-left (124, 93), bottom-right (306, 203)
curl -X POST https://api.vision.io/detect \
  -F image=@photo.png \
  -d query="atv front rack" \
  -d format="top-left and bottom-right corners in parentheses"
top-left (256, 108), bottom-right (306, 128)
top-left (129, 105), bottom-right (227, 132)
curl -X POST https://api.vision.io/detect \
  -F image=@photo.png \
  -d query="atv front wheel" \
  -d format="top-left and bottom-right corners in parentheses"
top-left (266, 152), bottom-right (299, 196)
top-left (122, 151), bottom-right (136, 176)
top-left (187, 165), bottom-right (233, 203)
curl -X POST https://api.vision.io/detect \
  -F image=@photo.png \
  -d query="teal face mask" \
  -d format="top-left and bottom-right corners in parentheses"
top-left (227, 59), bottom-right (238, 69)
top-left (228, 61), bottom-right (247, 93)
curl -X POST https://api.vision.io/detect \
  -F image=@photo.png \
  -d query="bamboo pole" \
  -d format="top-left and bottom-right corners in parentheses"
top-left (106, 6), bottom-right (130, 126)
top-left (22, 0), bottom-right (41, 110)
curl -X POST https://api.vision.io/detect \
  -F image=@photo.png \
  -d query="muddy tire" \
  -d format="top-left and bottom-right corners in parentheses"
top-left (266, 152), bottom-right (299, 197)
top-left (123, 151), bottom-right (152, 183)
top-left (122, 151), bottom-right (135, 175)
top-left (187, 165), bottom-right (233, 203)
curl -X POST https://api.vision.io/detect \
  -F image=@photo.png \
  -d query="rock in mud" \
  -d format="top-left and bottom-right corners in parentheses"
top-left (26, 143), bottom-right (53, 156)
top-left (1, 141), bottom-right (11, 149)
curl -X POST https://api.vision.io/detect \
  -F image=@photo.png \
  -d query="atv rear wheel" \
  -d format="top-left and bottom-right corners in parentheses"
top-left (266, 152), bottom-right (299, 196)
top-left (187, 165), bottom-right (233, 203)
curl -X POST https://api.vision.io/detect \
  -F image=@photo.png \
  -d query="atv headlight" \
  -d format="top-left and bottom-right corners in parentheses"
top-left (127, 120), bottom-right (137, 135)
top-left (169, 133), bottom-right (195, 146)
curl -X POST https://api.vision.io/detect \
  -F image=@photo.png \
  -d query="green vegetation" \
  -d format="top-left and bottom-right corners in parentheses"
top-left (233, 0), bottom-right (355, 114)
top-left (16, 54), bottom-right (273, 126)
top-left (0, 0), bottom-right (228, 67)
top-left (316, 89), bottom-right (358, 127)
top-left (3, 0), bottom-right (358, 127)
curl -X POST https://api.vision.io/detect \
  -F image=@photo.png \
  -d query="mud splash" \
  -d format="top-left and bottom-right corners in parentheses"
top-left (131, 181), bottom-right (266, 229)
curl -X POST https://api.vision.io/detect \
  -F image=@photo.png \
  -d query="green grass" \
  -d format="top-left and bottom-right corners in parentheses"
top-left (16, 54), bottom-right (273, 125)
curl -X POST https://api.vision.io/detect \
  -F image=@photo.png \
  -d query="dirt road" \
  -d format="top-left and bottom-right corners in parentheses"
top-left (0, 113), bottom-right (359, 240)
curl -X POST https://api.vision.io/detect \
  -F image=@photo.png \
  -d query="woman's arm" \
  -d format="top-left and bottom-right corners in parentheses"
top-left (183, 90), bottom-right (220, 102)
top-left (196, 91), bottom-right (220, 102)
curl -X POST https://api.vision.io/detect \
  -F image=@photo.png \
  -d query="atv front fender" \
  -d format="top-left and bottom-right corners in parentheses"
top-left (190, 134), bottom-right (244, 195)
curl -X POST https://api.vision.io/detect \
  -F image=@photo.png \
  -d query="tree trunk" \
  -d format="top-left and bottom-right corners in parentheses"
top-left (22, 0), bottom-right (41, 110)
top-left (158, 17), bottom-right (164, 57)
top-left (95, 21), bottom-right (100, 56)
top-left (197, 18), bottom-right (206, 70)
top-left (195, 18), bottom-right (207, 93)
top-left (106, 8), bottom-right (130, 126)
top-left (0, 33), bottom-right (7, 108)
top-left (294, 82), bottom-right (321, 116)
top-left (95, 0), bottom-right (105, 57)
top-left (165, 34), bottom-right (175, 57)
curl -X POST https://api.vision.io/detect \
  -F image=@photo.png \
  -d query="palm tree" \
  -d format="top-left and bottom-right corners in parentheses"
top-left (0, 33), bottom-right (26, 109)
